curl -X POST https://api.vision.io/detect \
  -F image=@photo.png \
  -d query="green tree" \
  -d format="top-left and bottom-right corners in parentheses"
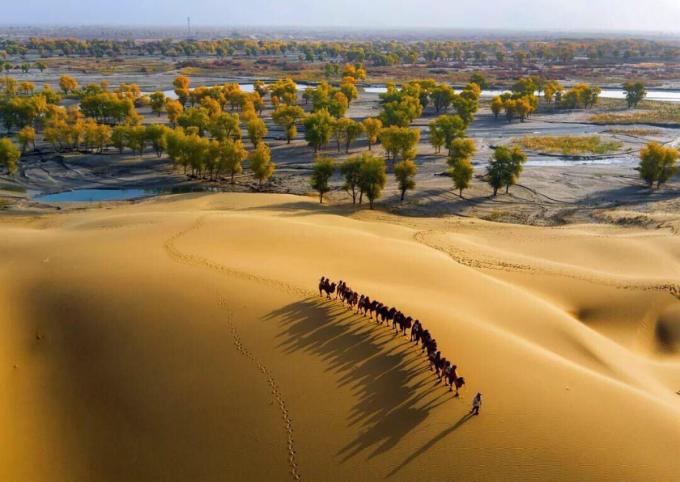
top-left (430, 83), bottom-right (455, 113)
top-left (486, 145), bottom-right (527, 195)
top-left (429, 115), bottom-right (466, 154)
top-left (623, 80), bottom-right (647, 109)
top-left (490, 96), bottom-right (503, 119)
top-left (177, 107), bottom-right (210, 136)
top-left (340, 155), bottom-right (363, 205)
top-left (303, 109), bottom-right (334, 153)
top-left (208, 112), bottom-right (240, 141)
top-left (145, 124), bottom-right (169, 157)
top-left (361, 117), bottom-right (382, 150)
top-left (270, 78), bottom-right (298, 106)
top-left (448, 138), bottom-right (476, 196)
top-left (358, 153), bottom-right (387, 209)
top-left (111, 125), bottom-right (129, 154)
top-left (218, 138), bottom-right (248, 183)
top-left (379, 126), bottom-right (420, 167)
top-left (0, 138), bottom-right (20, 174)
top-left (149, 91), bottom-right (166, 117)
top-left (639, 142), bottom-right (678, 189)
top-left (271, 105), bottom-right (305, 144)
top-left (394, 159), bottom-right (416, 201)
top-left (310, 156), bottom-right (335, 203)
top-left (248, 142), bottom-right (275, 187)
top-left (470, 72), bottom-right (489, 90)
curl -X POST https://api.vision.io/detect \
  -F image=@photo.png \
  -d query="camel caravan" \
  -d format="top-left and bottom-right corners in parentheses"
top-left (318, 276), bottom-right (468, 397)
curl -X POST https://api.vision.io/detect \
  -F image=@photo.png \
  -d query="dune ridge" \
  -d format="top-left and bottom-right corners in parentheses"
top-left (0, 192), bottom-right (679, 481)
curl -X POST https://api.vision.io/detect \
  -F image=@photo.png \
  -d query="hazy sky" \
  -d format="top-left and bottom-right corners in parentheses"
top-left (4, 0), bottom-right (680, 32)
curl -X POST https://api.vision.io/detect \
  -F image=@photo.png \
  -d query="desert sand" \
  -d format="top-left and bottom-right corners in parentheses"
top-left (0, 192), bottom-right (679, 481)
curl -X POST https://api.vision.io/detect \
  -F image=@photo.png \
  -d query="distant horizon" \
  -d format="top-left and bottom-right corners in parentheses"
top-left (3, 0), bottom-right (680, 34)
top-left (2, 24), bottom-right (680, 41)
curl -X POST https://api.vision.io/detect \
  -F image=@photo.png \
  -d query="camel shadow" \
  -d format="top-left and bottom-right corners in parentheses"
top-left (263, 297), bottom-right (459, 462)
top-left (386, 412), bottom-right (475, 477)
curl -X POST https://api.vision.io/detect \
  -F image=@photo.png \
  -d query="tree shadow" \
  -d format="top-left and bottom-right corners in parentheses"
top-left (263, 297), bottom-right (459, 462)
top-left (386, 412), bottom-right (475, 478)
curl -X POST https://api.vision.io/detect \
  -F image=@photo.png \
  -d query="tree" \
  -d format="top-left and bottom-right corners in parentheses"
top-left (379, 126), bottom-right (420, 167)
top-left (246, 117), bottom-right (268, 147)
top-left (310, 156), bottom-right (335, 203)
top-left (173, 75), bottom-right (191, 106)
top-left (448, 138), bottom-right (476, 196)
top-left (332, 117), bottom-right (364, 153)
top-left (470, 72), bottom-right (489, 90)
top-left (35, 62), bottom-right (47, 73)
top-left (623, 80), bottom-right (647, 109)
top-left (451, 158), bottom-right (474, 197)
top-left (208, 112), bottom-right (240, 141)
top-left (380, 94), bottom-right (422, 127)
top-left (111, 125), bottom-right (128, 153)
top-left (218, 138), bottom-right (248, 183)
top-left (430, 83), bottom-right (455, 113)
top-left (361, 117), bottom-right (382, 150)
top-left (639, 142), bottom-right (678, 189)
top-left (19, 81), bottom-right (34, 95)
top-left (486, 145), bottom-right (527, 195)
top-left (340, 155), bottom-right (363, 204)
top-left (340, 78), bottom-right (359, 104)
top-left (429, 115), bottom-right (466, 154)
top-left (358, 153), bottom-right (387, 209)
top-left (17, 126), bottom-right (36, 152)
top-left (394, 159), bottom-right (416, 201)
top-left (271, 105), bottom-right (305, 144)
top-left (544, 80), bottom-right (563, 105)
top-left (248, 142), bottom-right (275, 187)
top-left (270, 78), bottom-right (298, 105)
top-left (145, 124), bottom-right (169, 157)
top-left (303, 109), bottom-right (334, 153)
top-left (177, 107), bottom-right (210, 136)
top-left (165, 100), bottom-right (184, 126)
top-left (328, 91), bottom-right (349, 118)
top-left (58, 75), bottom-right (78, 95)
top-left (253, 80), bottom-right (268, 98)
top-left (0, 138), bottom-right (20, 174)
top-left (490, 96), bottom-right (503, 119)
top-left (150, 91), bottom-right (166, 116)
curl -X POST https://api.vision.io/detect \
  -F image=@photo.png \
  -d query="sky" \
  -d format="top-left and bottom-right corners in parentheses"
top-left (3, 0), bottom-right (680, 33)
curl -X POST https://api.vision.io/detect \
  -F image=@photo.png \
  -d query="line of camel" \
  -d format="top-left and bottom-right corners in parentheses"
top-left (318, 276), bottom-right (475, 404)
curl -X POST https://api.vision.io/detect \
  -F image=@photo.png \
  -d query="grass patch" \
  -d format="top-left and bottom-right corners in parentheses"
top-left (0, 183), bottom-right (26, 193)
top-left (513, 135), bottom-right (623, 155)
top-left (604, 128), bottom-right (663, 137)
top-left (590, 104), bottom-right (680, 125)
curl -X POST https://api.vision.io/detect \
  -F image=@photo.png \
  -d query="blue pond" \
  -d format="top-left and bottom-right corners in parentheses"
top-left (35, 189), bottom-right (151, 202)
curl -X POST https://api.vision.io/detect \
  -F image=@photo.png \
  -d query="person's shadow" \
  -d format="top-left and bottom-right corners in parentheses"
top-left (386, 412), bottom-right (475, 477)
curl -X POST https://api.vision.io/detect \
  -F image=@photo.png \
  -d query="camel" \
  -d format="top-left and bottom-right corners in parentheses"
top-left (319, 279), bottom-right (336, 299)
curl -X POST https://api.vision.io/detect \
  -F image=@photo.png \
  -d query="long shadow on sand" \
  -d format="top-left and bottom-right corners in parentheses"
top-left (264, 297), bottom-right (458, 464)
top-left (386, 412), bottom-right (474, 477)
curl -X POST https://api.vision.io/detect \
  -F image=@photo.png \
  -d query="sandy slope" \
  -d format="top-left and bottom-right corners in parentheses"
top-left (0, 193), bottom-right (678, 481)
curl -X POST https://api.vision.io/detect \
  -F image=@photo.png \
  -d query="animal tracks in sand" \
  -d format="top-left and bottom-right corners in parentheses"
top-left (219, 300), bottom-right (303, 482)
top-left (163, 215), bottom-right (314, 299)
top-left (164, 216), bottom-right (304, 481)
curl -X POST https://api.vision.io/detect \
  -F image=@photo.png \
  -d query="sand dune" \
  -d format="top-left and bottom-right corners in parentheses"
top-left (1, 193), bottom-right (679, 481)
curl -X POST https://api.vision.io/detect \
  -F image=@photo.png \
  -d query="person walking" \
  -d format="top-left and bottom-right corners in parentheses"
top-left (470, 393), bottom-right (482, 415)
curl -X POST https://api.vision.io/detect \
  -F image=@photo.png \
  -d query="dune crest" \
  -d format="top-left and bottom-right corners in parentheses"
top-left (1, 193), bottom-right (678, 481)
